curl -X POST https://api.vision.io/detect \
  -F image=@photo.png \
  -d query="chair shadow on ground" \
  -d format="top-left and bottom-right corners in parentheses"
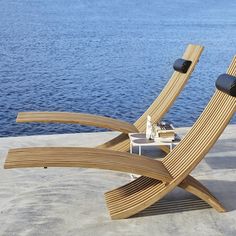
top-left (206, 155), bottom-right (236, 169)
top-left (133, 198), bottom-right (211, 218)
top-left (132, 179), bottom-right (236, 218)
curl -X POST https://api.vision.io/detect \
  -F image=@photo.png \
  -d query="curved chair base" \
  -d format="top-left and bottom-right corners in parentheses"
top-left (105, 175), bottom-right (226, 219)
top-left (179, 175), bottom-right (226, 213)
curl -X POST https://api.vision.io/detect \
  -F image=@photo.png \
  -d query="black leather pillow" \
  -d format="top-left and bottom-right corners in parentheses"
top-left (173, 58), bottom-right (192, 73)
top-left (215, 74), bottom-right (236, 97)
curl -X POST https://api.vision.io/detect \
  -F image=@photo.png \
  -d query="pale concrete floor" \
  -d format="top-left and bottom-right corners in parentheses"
top-left (0, 125), bottom-right (236, 236)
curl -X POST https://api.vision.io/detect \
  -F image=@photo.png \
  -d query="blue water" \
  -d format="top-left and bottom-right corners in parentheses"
top-left (0, 0), bottom-right (236, 137)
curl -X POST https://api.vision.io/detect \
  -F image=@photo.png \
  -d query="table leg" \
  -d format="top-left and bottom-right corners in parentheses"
top-left (130, 143), bottom-right (132, 154)
top-left (139, 145), bottom-right (141, 155)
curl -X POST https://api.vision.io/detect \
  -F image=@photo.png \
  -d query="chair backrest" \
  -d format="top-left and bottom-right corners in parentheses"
top-left (163, 56), bottom-right (236, 181)
top-left (134, 44), bottom-right (204, 132)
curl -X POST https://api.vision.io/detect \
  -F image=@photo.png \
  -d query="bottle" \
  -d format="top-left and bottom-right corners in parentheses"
top-left (146, 115), bottom-right (152, 140)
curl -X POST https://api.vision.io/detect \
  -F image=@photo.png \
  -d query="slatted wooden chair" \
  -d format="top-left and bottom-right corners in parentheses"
top-left (5, 57), bottom-right (236, 220)
top-left (16, 44), bottom-right (204, 153)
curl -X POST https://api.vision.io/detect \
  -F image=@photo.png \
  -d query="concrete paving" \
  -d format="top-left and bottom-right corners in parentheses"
top-left (0, 125), bottom-right (236, 236)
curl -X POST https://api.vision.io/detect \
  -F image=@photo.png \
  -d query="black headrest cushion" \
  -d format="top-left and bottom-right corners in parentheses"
top-left (216, 74), bottom-right (236, 97)
top-left (173, 58), bottom-right (192, 73)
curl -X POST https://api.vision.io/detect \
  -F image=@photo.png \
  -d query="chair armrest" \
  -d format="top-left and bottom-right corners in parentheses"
top-left (17, 112), bottom-right (138, 134)
top-left (5, 147), bottom-right (172, 183)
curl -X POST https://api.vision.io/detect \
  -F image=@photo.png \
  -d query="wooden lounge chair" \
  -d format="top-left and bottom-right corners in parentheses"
top-left (16, 44), bottom-right (204, 153)
top-left (5, 56), bottom-right (236, 220)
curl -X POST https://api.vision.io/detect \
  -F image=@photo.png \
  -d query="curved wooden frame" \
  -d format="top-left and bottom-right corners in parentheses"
top-left (5, 56), bottom-right (236, 220)
top-left (5, 147), bottom-right (172, 182)
top-left (104, 58), bottom-right (236, 219)
top-left (16, 44), bottom-right (204, 153)
top-left (17, 112), bottom-right (138, 134)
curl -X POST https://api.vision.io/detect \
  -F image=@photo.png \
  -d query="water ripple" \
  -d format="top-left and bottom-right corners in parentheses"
top-left (0, 0), bottom-right (235, 137)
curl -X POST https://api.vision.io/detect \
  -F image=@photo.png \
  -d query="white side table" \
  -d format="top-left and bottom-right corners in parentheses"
top-left (128, 133), bottom-right (180, 180)
top-left (128, 133), bottom-right (180, 155)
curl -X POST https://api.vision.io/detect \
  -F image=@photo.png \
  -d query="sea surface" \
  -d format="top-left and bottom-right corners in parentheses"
top-left (0, 0), bottom-right (236, 137)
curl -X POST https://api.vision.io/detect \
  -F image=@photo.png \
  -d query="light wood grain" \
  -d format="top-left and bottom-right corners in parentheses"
top-left (5, 147), bottom-right (172, 183)
top-left (17, 112), bottom-right (138, 134)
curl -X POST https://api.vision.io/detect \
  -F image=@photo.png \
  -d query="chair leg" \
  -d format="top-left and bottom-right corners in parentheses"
top-left (179, 175), bottom-right (226, 212)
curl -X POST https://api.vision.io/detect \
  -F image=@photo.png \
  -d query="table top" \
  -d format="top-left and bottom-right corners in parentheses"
top-left (128, 133), bottom-right (180, 146)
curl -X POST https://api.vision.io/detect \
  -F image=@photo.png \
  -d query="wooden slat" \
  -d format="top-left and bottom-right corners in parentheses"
top-left (4, 147), bottom-right (173, 183)
top-left (17, 112), bottom-right (138, 134)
